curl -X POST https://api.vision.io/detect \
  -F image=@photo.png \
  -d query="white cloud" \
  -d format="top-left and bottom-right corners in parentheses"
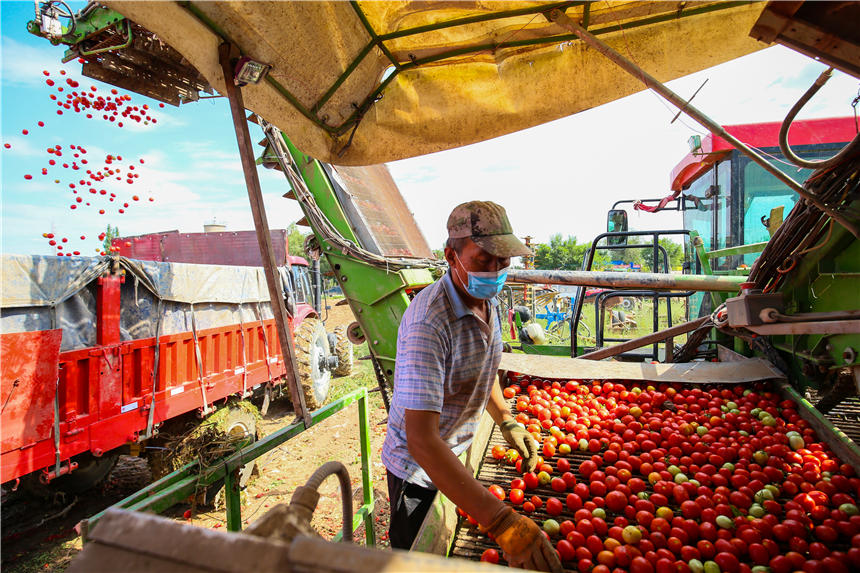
top-left (388, 46), bottom-right (857, 251)
top-left (1, 37), bottom-right (70, 88)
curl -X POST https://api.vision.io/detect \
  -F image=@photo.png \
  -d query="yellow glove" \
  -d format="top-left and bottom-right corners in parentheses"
top-left (500, 420), bottom-right (539, 473)
top-left (485, 506), bottom-right (563, 573)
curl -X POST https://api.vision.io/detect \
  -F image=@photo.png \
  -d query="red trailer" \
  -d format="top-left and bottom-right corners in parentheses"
top-left (0, 250), bottom-right (345, 490)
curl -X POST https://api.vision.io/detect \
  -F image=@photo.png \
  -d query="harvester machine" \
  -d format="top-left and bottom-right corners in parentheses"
top-left (18, 1), bottom-right (860, 572)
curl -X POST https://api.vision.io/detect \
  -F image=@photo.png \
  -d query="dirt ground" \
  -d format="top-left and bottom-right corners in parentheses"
top-left (1, 300), bottom-right (394, 571)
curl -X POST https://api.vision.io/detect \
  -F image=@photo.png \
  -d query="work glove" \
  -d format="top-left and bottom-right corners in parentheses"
top-left (500, 420), bottom-right (539, 473)
top-left (485, 505), bottom-right (563, 573)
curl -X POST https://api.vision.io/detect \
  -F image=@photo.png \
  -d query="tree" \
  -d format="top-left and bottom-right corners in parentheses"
top-left (103, 224), bottom-right (120, 252)
top-left (287, 223), bottom-right (306, 257)
top-left (533, 234), bottom-right (609, 271)
top-left (641, 238), bottom-right (685, 271)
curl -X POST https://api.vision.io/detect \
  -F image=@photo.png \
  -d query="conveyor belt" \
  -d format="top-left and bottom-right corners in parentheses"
top-left (805, 390), bottom-right (860, 445)
top-left (448, 383), bottom-right (860, 568)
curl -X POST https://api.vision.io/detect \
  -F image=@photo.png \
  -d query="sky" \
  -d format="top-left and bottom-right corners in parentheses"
top-left (2, 2), bottom-right (858, 260)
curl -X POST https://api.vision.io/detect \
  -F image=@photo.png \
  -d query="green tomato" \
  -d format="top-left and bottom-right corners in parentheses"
top-left (543, 519), bottom-right (560, 536)
top-left (789, 435), bottom-right (805, 451)
top-left (839, 503), bottom-right (859, 516)
top-left (704, 560), bottom-right (721, 573)
top-left (538, 471), bottom-right (552, 486)
top-left (751, 408), bottom-right (761, 417)
top-left (715, 515), bottom-right (734, 529)
top-left (697, 426), bottom-right (708, 436)
top-left (592, 507), bottom-right (606, 520)
top-left (674, 473), bottom-right (689, 484)
top-left (668, 465), bottom-right (681, 476)
top-left (751, 567), bottom-right (771, 573)
top-left (754, 489), bottom-right (774, 504)
top-left (722, 463), bottom-right (735, 472)
top-left (749, 504), bottom-right (765, 518)
top-left (739, 430), bottom-right (749, 437)
top-left (726, 401), bottom-right (738, 410)
top-left (578, 438), bottom-right (589, 451)
top-left (688, 559), bottom-right (704, 573)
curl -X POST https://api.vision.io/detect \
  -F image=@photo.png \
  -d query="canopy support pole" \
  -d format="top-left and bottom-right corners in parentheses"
top-left (547, 8), bottom-right (860, 240)
top-left (217, 42), bottom-right (311, 427)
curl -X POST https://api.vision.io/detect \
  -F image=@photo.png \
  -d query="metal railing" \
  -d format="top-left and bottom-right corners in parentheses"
top-left (80, 388), bottom-right (375, 546)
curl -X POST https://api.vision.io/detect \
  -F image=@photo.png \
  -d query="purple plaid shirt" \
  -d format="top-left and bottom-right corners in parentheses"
top-left (381, 272), bottom-right (502, 489)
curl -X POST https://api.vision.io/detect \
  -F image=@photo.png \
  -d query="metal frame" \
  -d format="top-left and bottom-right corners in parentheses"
top-left (172, 1), bottom-right (754, 138)
top-left (571, 229), bottom-right (695, 357)
top-left (79, 387), bottom-right (375, 545)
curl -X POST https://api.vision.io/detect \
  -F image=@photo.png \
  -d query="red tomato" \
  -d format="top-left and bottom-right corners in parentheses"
top-left (480, 548), bottom-right (499, 563)
top-left (488, 484), bottom-right (505, 501)
top-left (556, 539), bottom-right (576, 561)
top-left (510, 488), bottom-right (525, 505)
top-left (546, 497), bottom-right (563, 517)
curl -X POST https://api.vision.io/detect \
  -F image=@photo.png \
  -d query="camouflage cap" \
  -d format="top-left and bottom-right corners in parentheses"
top-left (446, 201), bottom-right (532, 257)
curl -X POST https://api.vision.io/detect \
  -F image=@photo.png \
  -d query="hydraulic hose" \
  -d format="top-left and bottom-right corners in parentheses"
top-left (779, 67), bottom-right (860, 170)
top-left (302, 461), bottom-right (354, 543)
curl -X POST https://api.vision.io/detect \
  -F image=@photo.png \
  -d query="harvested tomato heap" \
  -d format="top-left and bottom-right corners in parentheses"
top-left (462, 376), bottom-right (860, 573)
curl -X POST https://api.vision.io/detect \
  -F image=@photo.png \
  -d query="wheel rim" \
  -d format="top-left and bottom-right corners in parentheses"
top-left (310, 330), bottom-right (331, 403)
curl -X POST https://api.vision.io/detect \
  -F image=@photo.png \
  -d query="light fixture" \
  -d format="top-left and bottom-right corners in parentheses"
top-left (234, 56), bottom-right (271, 86)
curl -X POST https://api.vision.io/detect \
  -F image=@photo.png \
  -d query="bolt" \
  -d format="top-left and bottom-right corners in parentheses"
top-left (844, 347), bottom-right (857, 364)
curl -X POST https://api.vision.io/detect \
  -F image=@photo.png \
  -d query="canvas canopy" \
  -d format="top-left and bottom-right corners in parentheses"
top-left (106, 1), bottom-right (768, 165)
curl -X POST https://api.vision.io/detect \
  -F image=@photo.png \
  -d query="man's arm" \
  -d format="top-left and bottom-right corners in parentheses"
top-left (485, 373), bottom-right (513, 426)
top-left (404, 409), bottom-right (503, 526)
top-left (404, 409), bottom-right (562, 573)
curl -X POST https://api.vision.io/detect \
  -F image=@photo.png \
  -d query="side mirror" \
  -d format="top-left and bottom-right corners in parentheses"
top-left (607, 209), bottom-right (628, 246)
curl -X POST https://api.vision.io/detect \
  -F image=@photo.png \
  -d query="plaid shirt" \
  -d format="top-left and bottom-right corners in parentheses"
top-left (382, 272), bottom-right (502, 489)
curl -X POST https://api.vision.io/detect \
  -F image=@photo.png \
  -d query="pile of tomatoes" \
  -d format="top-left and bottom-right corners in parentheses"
top-left (468, 376), bottom-right (860, 573)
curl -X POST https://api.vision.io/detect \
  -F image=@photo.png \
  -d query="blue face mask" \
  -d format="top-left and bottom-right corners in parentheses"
top-left (454, 253), bottom-right (509, 300)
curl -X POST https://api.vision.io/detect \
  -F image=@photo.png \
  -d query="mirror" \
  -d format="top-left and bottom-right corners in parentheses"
top-left (607, 209), bottom-right (628, 246)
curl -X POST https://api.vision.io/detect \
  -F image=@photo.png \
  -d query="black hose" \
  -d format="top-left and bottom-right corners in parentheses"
top-left (303, 461), bottom-right (353, 543)
top-left (779, 67), bottom-right (860, 170)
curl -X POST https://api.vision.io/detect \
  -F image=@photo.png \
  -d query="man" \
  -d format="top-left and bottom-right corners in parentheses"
top-left (381, 201), bottom-right (562, 572)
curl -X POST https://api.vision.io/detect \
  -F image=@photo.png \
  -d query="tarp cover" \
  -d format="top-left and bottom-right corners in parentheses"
top-left (105, 1), bottom-right (767, 165)
top-left (1, 255), bottom-right (284, 351)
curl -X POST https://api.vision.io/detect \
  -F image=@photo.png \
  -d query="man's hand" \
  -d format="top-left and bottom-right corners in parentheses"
top-left (500, 420), bottom-right (539, 473)
top-left (485, 506), bottom-right (563, 573)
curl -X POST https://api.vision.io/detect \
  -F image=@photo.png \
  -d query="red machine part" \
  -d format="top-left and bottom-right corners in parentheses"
top-left (0, 273), bottom-right (293, 485)
top-left (669, 116), bottom-right (856, 192)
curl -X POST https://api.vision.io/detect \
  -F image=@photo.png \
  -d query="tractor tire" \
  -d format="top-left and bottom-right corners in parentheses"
top-left (333, 325), bottom-right (353, 377)
top-left (294, 318), bottom-right (332, 410)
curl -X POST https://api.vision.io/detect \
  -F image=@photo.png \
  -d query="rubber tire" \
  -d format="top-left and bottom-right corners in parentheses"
top-left (333, 325), bottom-right (353, 377)
top-left (294, 318), bottom-right (332, 410)
top-left (21, 452), bottom-right (119, 498)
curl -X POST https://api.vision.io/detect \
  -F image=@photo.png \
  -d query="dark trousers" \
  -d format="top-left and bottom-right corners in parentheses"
top-left (386, 469), bottom-right (437, 550)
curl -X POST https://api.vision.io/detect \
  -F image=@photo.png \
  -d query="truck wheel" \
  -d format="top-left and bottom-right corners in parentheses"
top-left (333, 325), bottom-right (353, 377)
top-left (294, 318), bottom-right (332, 409)
top-left (20, 452), bottom-right (119, 498)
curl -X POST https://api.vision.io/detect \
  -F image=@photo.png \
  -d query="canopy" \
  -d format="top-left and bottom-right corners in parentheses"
top-left (106, 1), bottom-right (767, 165)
